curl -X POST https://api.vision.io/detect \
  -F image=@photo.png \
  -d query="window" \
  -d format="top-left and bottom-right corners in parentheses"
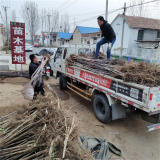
top-left (93, 37), bottom-right (97, 44)
top-left (43, 50), bottom-right (47, 55)
top-left (56, 48), bottom-right (62, 59)
top-left (137, 30), bottom-right (144, 41)
top-left (63, 48), bottom-right (67, 59)
top-left (157, 30), bottom-right (160, 38)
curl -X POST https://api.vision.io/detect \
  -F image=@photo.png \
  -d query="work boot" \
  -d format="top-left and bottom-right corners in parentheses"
top-left (33, 93), bottom-right (37, 100)
top-left (41, 91), bottom-right (45, 96)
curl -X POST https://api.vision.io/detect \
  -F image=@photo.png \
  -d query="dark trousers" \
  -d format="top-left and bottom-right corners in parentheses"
top-left (34, 83), bottom-right (44, 96)
top-left (95, 37), bottom-right (116, 59)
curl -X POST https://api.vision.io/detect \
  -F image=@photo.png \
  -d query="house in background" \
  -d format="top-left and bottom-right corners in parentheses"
top-left (56, 32), bottom-right (72, 46)
top-left (71, 26), bottom-right (101, 45)
top-left (111, 14), bottom-right (160, 59)
top-left (44, 32), bottom-right (72, 47)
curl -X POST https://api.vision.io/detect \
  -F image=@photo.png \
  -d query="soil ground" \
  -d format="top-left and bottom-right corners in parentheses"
top-left (0, 77), bottom-right (160, 160)
top-left (0, 77), bottom-right (30, 116)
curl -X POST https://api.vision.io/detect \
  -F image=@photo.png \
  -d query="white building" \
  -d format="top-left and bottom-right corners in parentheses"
top-left (111, 14), bottom-right (160, 59)
top-left (71, 26), bottom-right (101, 45)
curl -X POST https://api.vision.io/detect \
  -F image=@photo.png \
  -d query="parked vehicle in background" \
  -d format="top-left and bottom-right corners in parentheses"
top-left (36, 48), bottom-right (57, 76)
top-left (34, 43), bottom-right (39, 47)
top-left (25, 43), bottom-right (33, 52)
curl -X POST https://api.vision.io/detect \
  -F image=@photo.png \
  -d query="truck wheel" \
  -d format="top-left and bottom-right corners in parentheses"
top-left (141, 112), bottom-right (159, 124)
top-left (50, 70), bottom-right (53, 76)
top-left (59, 74), bottom-right (67, 90)
top-left (93, 94), bottom-right (112, 123)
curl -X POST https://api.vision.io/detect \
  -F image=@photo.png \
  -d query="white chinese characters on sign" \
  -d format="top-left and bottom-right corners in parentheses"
top-left (14, 46), bottom-right (23, 53)
top-left (11, 22), bottom-right (25, 64)
top-left (13, 27), bottom-right (23, 35)
top-left (13, 55), bottom-right (24, 63)
top-left (13, 37), bottom-right (23, 45)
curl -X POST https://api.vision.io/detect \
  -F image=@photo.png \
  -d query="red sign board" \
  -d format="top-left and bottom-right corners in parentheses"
top-left (10, 22), bottom-right (25, 64)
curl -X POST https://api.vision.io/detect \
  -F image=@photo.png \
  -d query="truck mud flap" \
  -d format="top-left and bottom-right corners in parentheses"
top-left (111, 103), bottom-right (126, 120)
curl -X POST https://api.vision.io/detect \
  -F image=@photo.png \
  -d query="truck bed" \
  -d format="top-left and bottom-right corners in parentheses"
top-left (66, 66), bottom-right (160, 115)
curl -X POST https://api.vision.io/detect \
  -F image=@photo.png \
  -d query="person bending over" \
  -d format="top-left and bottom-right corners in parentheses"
top-left (94, 16), bottom-right (116, 60)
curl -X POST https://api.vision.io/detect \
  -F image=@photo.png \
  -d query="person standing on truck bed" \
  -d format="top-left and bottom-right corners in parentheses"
top-left (94, 16), bottom-right (116, 60)
top-left (29, 54), bottom-right (45, 100)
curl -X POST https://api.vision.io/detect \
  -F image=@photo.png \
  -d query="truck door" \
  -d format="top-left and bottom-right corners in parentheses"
top-left (61, 48), bottom-right (67, 73)
top-left (53, 48), bottom-right (63, 78)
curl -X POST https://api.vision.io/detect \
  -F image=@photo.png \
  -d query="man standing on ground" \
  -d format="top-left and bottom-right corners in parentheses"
top-left (29, 54), bottom-right (44, 99)
top-left (94, 16), bottom-right (116, 60)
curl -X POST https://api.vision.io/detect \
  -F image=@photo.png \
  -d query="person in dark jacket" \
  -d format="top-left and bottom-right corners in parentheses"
top-left (94, 16), bottom-right (116, 60)
top-left (29, 54), bottom-right (44, 99)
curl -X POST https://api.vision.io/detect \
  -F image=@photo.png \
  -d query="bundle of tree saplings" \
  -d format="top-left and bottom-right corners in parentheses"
top-left (0, 94), bottom-right (92, 160)
top-left (121, 61), bottom-right (160, 87)
top-left (66, 54), bottom-right (125, 78)
top-left (67, 54), bottom-right (160, 87)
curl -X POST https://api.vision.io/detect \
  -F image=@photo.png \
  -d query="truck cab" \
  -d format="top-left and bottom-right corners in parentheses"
top-left (52, 45), bottom-right (95, 78)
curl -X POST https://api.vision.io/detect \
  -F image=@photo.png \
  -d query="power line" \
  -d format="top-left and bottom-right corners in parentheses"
top-left (69, 7), bottom-right (124, 25)
top-left (59, 0), bottom-right (79, 12)
top-left (55, 0), bottom-right (71, 10)
top-left (126, 0), bottom-right (160, 9)
top-left (71, 0), bottom-right (160, 25)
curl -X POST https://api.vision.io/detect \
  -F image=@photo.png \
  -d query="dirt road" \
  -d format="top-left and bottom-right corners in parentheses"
top-left (0, 77), bottom-right (30, 116)
top-left (48, 78), bottom-right (160, 160)
top-left (0, 77), bottom-right (160, 160)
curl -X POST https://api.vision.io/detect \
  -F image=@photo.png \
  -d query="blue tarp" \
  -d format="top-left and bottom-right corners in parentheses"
top-left (77, 26), bottom-right (100, 34)
top-left (58, 32), bottom-right (72, 39)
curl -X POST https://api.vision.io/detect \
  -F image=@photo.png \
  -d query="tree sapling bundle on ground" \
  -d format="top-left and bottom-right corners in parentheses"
top-left (0, 94), bottom-right (92, 160)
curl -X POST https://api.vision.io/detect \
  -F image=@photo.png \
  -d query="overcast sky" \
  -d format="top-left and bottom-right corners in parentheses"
top-left (0, 0), bottom-right (160, 34)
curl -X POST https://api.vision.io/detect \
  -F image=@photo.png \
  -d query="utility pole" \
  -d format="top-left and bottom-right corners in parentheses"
top-left (104, 0), bottom-right (108, 55)
top-left (105, 0), bottom-right (108, 21)
top-left (120, 3), bottom-right (126, 57)
top-left (2, 6), bottom-right (9, 50)
top-left (47, 14), bottom-right (51, 47)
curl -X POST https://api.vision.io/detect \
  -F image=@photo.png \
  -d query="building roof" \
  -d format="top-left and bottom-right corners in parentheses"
top-left (77, 26), bottom-right (100, 34)
top-left (58, 32), bottom-right (72, 39)
top-left (120, 14), bottom-right (160, 30)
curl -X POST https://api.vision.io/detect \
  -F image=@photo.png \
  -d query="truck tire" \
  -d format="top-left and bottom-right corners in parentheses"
top-left (50, 70), bottom-right (53, 76)
top-left (93, 94), bottom-right (112, 123)
top-left (141, 112), bottom-right (159, 124)
top-left (59, 74), bottom-right (67, 90)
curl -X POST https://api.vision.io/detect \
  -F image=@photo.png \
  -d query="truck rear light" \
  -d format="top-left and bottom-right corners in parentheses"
top-left (149, 93), bottom-right (153, 101)
top-left (46, 70), bottom-right (50, 73)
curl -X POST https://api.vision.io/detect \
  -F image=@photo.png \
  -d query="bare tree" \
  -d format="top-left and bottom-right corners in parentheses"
top-left (21, 1), bottom-right (40, 45)
top-left (41, 8), bottom-right (47, 45)
top-left (51, 10), bottom-right (60, 32)
top-left (127, 0), bottom-right (149, 17)
top-left (153, 1), bottom-right (160, 19)
top-left (60, 13), bottom-right (70, 33)
top-left (41, 8), bottom-right (47, 32)
top-left (11, 10), bottom-right (16, 22)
